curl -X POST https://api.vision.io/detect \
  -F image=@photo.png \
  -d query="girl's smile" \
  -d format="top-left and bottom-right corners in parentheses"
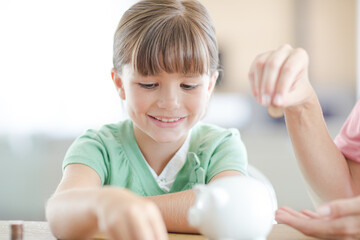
top-left (148, 115), bottom-right (187, 128)
top-left (113, 64), bottom-right (217, 146)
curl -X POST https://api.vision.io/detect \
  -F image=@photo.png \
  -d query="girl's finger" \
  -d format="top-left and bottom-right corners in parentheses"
top-left (109, 217), bottom-right (133, 240)
top-left (146, 203), bottom-right (168, 240)
top-left (126, 206), bottom-right (155, 240)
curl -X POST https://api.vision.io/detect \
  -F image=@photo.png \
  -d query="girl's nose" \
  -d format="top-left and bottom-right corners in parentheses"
top-left (157, 87), bottom-right (180, 110)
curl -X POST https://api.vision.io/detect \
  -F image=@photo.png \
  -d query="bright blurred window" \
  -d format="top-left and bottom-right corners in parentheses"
top-left (0, 0), bottom-right (135, 137)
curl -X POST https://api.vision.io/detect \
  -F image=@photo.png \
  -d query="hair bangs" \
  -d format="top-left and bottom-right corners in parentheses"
top-left (132, 16), bottom-right (210, 76)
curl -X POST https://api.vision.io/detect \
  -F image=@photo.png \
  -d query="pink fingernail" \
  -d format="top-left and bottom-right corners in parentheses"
top-left (273, 94), bottom-right (283, 106)
top-left (261, 95), bottom-right (271, 105)
top-left (317, 206), bottom-right (331, 216)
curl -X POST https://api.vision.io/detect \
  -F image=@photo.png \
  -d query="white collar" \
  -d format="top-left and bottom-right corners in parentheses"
top-left (145, 132), bottom-right (191, 192)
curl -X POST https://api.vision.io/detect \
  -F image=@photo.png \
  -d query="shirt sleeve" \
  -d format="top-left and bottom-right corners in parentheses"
top-left (63, 129), bottom-right (109, 184)
top-left (334, 99), bottom-right (360, 162)
top-left (206, 128), bottom-right (248, 182)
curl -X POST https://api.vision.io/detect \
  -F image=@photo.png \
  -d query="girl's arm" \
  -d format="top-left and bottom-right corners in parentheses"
top-left (248, 44), bottom-right (360, 202)
top-left (146, 170), bottom-right (242, 233)
top-left (46, 164), bottom-right (167, 240)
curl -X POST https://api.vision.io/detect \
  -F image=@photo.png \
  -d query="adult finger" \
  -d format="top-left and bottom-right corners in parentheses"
top-left (274, 48), bottom-right (309, 106)
top-left (317, 196), bottom-right (360, 218)
top-left (260, 44), bottom-right (292, 106)
top-left (276, 210), bottom-right (338, 239)
top-left (301, 209), bottom-right (320, 219)
top-left (249, 51), bottom-right (271, 104)
top-left (248, 66), bottom-right (258, 100)
top-left (278, 206), bottom-right (310, 219)
top-left (325, 214), bottom-right (360, 239)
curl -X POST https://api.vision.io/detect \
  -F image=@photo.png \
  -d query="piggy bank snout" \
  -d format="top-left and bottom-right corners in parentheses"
top-left (187, 184), bottom-right (206, 227)
top-left (188, 187), bottom-right (229, 228)
top-left (188, 207), bottom-right (201, 227)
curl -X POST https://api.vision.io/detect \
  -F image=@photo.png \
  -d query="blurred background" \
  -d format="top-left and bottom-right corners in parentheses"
top-left (0, 0), bottom-right (358, 220)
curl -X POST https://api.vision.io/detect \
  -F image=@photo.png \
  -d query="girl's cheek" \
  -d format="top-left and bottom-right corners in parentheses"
top-left (132, 96), bottom-right (149, 110)
top-left (188, 93), bottom-right (207, 109)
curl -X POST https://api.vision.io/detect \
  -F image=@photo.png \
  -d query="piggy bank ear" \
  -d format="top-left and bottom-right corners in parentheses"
top-left (188, 184), bottom-right (207, 228)
top-left (209, 187), bottom-right (229, 207)
top-left (193, 184), bottom-right (206, 197)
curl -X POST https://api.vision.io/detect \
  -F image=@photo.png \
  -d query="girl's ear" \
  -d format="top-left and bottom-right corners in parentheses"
top-left (207, 71), bottom-right (219, 97)
top-left (111, 68), bottom-right (126, 100)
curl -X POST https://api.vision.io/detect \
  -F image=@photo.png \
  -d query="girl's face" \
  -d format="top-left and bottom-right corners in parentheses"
top-left (113, 64), bottom-right (217, 146)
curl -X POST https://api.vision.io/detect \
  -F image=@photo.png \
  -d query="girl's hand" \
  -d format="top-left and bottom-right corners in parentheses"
top-left (276, 197), bottom-right (360, 239)
top-left (248, 44), bottom-right (314, 109)
top-left (96, 187), bottom-right (168, 240)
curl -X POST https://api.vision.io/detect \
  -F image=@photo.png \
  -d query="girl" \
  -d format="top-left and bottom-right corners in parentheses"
top-left (46, 0), bottom-right (248, 240)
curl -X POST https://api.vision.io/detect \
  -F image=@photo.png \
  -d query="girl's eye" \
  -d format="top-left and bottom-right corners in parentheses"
top-left (181, 83), bottom-right (197, 90)
top-left (139, 83), bottom-right (158, 89)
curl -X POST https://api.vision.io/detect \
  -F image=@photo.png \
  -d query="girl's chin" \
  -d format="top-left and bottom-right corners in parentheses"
top-left (152, 137), bottom-right (181, 144)
top-left (150, 133), bottom-right (187, 144)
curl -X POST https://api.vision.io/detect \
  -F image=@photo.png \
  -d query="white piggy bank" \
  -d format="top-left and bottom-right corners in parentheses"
top-left (188, 176), bottom-right (274, 240)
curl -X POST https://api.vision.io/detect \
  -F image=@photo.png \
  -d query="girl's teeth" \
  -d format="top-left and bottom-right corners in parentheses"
top-left (154, 117), bottom-right (181, 122)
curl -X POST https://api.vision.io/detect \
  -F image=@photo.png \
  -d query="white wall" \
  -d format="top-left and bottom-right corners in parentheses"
top-left (0, 0), bottom-right (135, 137)
top-left (0, 0), bottom-right (136, 220)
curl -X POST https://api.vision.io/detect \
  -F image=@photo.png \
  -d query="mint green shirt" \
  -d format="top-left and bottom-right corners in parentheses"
top-left (63, 119), bottom-right (248, 196)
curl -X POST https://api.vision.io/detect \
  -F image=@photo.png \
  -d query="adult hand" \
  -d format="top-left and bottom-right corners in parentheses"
top-left (96, 187), bottom-right (168, 240)
top-left (276, 196), bottom-right (360, 239)
top-left (248, 44), bottom-right (313, 108)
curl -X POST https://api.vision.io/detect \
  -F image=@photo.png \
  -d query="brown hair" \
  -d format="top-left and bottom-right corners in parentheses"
top-left (113, 0), bottom-right (218, 76)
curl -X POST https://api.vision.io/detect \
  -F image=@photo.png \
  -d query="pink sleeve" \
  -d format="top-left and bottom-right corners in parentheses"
top-left (334, 99), bottom-right (360, 162)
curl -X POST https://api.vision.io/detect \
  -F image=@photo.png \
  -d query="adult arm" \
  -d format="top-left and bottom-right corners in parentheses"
top-left (284, 92), bottom-right (355, 201)
top-left (248, 44), bottom-right (360, 202)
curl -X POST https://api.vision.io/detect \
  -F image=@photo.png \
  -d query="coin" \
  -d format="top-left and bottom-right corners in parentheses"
top-left (267, 105), bottom-right (284, 118)
top-left (10, 221), bottom-right (23, 240)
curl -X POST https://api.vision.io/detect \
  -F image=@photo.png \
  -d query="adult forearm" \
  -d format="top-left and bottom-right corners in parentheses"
top-left (146, 189), bottom-right (198, 233)
top-left (46, 188), bottom-right (100, 239)
top-left (284, 91), bottom-right (354, 202)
